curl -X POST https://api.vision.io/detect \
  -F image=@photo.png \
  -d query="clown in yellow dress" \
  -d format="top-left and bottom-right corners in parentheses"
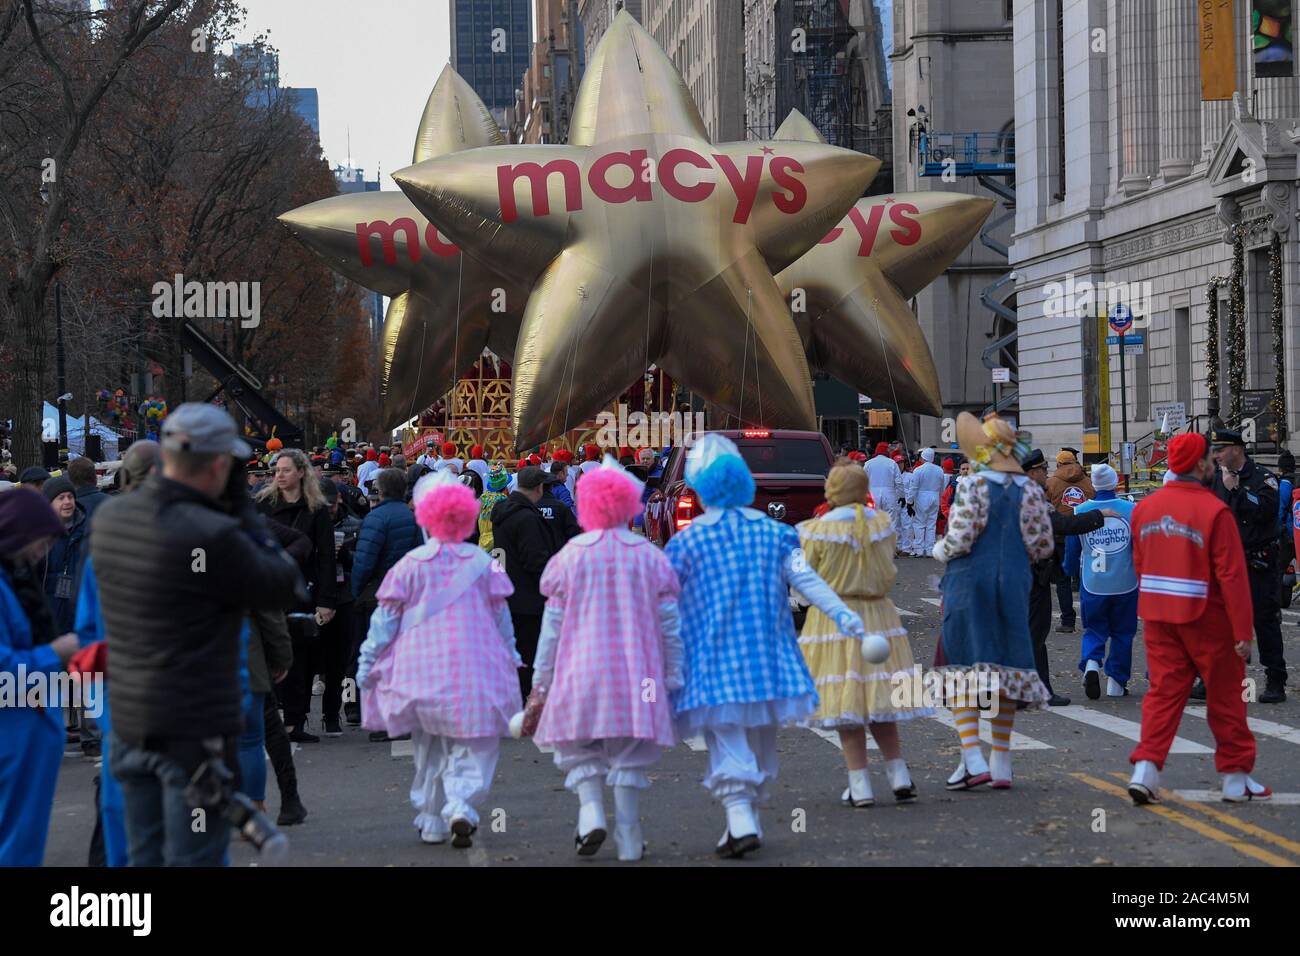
top-left (796, 463), bottom-right (934, 807)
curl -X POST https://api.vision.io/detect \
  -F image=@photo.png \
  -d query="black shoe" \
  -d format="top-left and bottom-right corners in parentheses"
top-left (81, 744), bottom-right (101, 759)
top-left (1056, 622), bottom-right (1076, 633)
top-left (1189, 679), bottom-right (1207, 701)
top-left (369, 730), bottom-right (390, 743)
top-left (715, 831), bottom-right (761, 859)
top-left (323, 717), bottom-right (343, 737)
top-left (288, 725), bottom-right (320, 744)
top-left (1260, 679), bottom-right (1287, 704)
top-left (1048, 693), bottom-right (1071, 707)
top-left (344, 703), bottom-right (361, 726)
top-left (277, 795), bottom-right (308, 826)
top-left (1084, 668), bottom-right (1101, 700)
top-left (451, 818), bottom-right (477, 849)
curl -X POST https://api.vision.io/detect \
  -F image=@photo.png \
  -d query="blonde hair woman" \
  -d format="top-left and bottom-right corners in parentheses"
top-left (256, 448), bottom-right (339, 741)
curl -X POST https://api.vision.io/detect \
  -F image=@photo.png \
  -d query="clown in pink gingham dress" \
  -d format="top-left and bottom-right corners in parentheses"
top-left (535, 531), bottom-right (681, 748)
top-left (362, 544), bottom-right (522, 739)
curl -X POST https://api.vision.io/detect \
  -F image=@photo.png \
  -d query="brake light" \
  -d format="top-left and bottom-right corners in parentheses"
top-left (675, 490), bottom-right (698, 531)
top-left (741, 429), bottom-right (770, 438)
top-left (866, 492), bottom-right (875, 509)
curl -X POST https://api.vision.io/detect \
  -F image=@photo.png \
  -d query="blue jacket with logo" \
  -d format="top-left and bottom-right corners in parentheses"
top-left (1064, 490), bottom-right (1137, 595)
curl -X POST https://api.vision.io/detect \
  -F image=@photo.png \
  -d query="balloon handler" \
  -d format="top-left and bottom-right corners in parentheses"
top-left (1127, 433), bottom-right (1271, 804)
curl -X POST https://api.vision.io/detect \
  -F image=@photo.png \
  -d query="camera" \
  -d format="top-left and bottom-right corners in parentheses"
top-left (185, 741), bottom-right (289, 863)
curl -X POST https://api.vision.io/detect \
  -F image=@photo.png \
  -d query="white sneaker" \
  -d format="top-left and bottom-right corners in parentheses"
top-left (1222, 773), bottom-right (1272, 803)
top-left (885, 758), bottom-right (917, 802)
top-left (1128, 759), bottom-right (1160, 804)
top-left (1106, 677), bottom-right (1127, 697)
top-left (842, 768), bottom-right (874, 807)
top-left (419, 821), bottom-right (448, 844)
top-left (989, 749), bottom-right (1013, 789)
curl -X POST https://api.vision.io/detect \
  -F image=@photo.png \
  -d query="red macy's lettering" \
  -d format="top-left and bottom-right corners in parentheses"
top-left (818, 201), bottom-right (922, 255)
top-left (496, 149), bottom-right (808, 224)
top-left (355, 218), bottom-right (459, 267)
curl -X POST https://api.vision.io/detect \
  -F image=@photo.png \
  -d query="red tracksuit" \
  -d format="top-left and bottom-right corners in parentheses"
top-left (1130, 480), bottom-right (1256, 772)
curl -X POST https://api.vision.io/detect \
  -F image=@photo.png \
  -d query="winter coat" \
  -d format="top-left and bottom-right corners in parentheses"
top-left (350, 499), bottom-right (421, 603)
top-left (491, 492), bottom-right (560, 616)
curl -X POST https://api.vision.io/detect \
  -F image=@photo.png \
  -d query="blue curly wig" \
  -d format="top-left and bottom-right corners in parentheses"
top-left (688, 453), bottom-right (756, 509)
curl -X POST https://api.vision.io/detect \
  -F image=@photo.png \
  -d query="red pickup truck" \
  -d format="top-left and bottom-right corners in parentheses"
top-left (642, 429), bottom-right (836, 545)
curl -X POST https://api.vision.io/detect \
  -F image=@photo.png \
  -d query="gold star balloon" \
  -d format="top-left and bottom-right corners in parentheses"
top-left (278, 66), bottom-right (529, 428)
top-left (393, 11), bottom-right (879, 449)
top-left (773, 110), bottom-right (995, 417)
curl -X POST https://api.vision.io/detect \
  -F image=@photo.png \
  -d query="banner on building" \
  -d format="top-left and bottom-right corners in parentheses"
top-left (1200, 0), bottom-right (1238, 99)
top-left (1253, 0), bottom-right (1294, 79)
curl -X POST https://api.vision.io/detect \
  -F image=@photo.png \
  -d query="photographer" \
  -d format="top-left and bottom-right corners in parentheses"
top-left (93, 404), bottom-right (304, 867)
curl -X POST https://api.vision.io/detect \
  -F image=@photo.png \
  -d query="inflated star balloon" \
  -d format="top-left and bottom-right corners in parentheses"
top-left (393, 11), bottom-right (879, 449)
top-left (278, 66), bottom-right (529, 428)
top-left (773, 110), bottom-right (995, 417)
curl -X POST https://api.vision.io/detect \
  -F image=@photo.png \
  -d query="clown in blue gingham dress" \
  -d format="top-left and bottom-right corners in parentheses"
top-left (666, 509), bottom-right (819, 731)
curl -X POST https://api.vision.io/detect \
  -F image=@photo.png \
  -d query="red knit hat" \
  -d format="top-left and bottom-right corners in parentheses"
top-left (942, 457), bottom-right (955, 474)
top-left (441, 441), bottom-right (456, 457)
top-left (892, 454), bottom-right (904, 464)
top-left (553, 448), bottom-right (574, 464)
top-left (1167, 433), bottom-right (1208, 475)
top-left (527, 453), bottom-right (542, 466)
top-left (583, 443), bottom-right (600, 461)
top-left (378, 454), bottom-right (391, 467)
top-left (875, 441), bottom-right (890, 456)
top-left (517, 458), bottom-right (528, 470)
top-left (470, 444), bottom-right (484, 459)
top-left (365, 449), bottom-right (377, 461)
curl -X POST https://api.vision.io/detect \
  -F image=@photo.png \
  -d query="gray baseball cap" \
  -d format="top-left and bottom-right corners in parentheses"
top-left (161, 403), bottom-right (252, 458)
top-left (516, 465), bottom-right (546, 490)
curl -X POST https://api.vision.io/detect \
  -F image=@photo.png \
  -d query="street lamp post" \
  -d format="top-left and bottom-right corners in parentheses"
top-left (55, 280), bottom-right (68, 464)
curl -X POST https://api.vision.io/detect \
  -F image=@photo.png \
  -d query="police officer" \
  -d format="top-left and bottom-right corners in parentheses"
top-left (1208, 428), bottom-right (1287, 703)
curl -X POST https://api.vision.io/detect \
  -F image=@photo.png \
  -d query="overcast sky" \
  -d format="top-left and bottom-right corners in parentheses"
top-left (235, 0), bottom-right (456, 191)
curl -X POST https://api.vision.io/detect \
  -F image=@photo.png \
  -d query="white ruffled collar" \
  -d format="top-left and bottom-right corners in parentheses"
top-left (820, 504), bottom-right (877, 521)
top-left (976, 470), bottom-right (1029, 487)
top-left (692, 506), bottom-right (765, 526)
top-left (407, 540), bottom-right (481, 561)
top-left (567, 527), bottom-right (646, 548)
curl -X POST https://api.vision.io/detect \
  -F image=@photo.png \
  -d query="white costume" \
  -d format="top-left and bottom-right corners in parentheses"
top-left (912, 449), bottom-right (947, 556)
top-left (356, 459), bottom-right (380, 495)
top-left (466, 458), bottom-right (489, 483)
top-left (864, 454), bottom-right (900, 532)
top-left (432, 456), bottom-right (462, 476)
top-left (898, 467), bottom-right (918, 555)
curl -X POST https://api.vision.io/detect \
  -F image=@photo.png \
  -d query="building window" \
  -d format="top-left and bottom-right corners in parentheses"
top-left (1173, 306), bottom-right (1192, 411)
top-left (1252, 0), bottom-right (1295, 78)
top-left (1053, 0), bottom-right (1065, 202)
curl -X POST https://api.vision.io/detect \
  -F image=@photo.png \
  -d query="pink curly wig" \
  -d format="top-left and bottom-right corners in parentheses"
top-left (576, 467), bottom-right (643, 531)
top-left (414, 482), bottom-right (479, 542)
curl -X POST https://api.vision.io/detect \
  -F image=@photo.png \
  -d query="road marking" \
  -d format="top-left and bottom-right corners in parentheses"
top-left (682, 735), bottom-right (707, 752)
top-left (1072, 773), bottom-right (1295, 867)
top-left (895, 607), bottom-right (919, 617)
top-left (391, 738), bottom-right (413, 758)
top-left (1111, 774), bottom-right (1300, 858)
top-left (805, 726), bottom-right (879, 750)
top-left (919, 597), bottom-right (942, 608)
top-left (1044, 704), bottom-right (1211, 753)
top-left (1185, 706), bottom-right (1300, 747)
top-left (1171, 790), bottom-right (1300, 806)
top-left (930, 710), bottom-right (1054, 750)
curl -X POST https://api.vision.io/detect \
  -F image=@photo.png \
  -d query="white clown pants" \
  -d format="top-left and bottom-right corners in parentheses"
top-left (410, 730), bottom-right (500, 832)
top-left (553, 737), bottom-right (663, 791)
top-left (700, 724), bottom-right (779, 803)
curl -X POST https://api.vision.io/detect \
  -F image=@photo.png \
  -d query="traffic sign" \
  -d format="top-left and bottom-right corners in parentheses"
top-left (1106, 332), bottom-right (1144, 346)
top-left (1108, 303), bottom-right (1134, 334)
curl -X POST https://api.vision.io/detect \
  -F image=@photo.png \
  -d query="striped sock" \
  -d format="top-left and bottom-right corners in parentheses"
top-left (989, 708), bottom-right (1015, 752)
top-left (952, 706), bottom-right (982, 753)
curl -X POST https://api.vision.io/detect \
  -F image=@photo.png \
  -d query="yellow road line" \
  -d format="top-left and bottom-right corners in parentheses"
top-left (1071, 773), bottom-right (1295, 868)
top-left (1106, 772), bottom-right (1300, 859)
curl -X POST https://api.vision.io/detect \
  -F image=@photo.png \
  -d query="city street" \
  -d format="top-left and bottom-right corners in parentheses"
top-left (44, 556), bottom-right (1300, 868)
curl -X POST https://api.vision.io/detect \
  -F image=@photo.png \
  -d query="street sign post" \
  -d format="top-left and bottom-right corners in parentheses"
top-left (1109, 304), bottom-right (1133, 491)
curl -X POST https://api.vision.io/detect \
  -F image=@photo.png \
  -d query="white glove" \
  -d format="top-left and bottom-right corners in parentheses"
top-left (834, 609), bottom-right (865, 640)
top-left (931, 539), bottom-right (948, 564)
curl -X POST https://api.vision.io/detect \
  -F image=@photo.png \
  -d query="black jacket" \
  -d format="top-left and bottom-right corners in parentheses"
top-left (1213, 457), bottom-right (1280, 556)
top-left (257, 495), bottom-right (338, 609)
top-left (91, 474), bottom-right (304, 744)
top-left (491, 492), bottom-right (559, 616)
top-left (1033, 508), bottom-right (1105, 588)
top-left (537, 490), bottom-right (581, 552)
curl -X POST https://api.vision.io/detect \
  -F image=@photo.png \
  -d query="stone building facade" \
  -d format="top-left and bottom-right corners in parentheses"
top-left (1012, 0), bottom-right (1300, 461)
top-left (642, 0), bottom-right (746, 142)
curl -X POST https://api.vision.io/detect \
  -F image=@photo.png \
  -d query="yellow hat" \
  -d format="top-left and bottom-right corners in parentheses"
top-left (956, 412), bottom-right (1023, 474)
top-left (825, 462), bottom-right (870, 508)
